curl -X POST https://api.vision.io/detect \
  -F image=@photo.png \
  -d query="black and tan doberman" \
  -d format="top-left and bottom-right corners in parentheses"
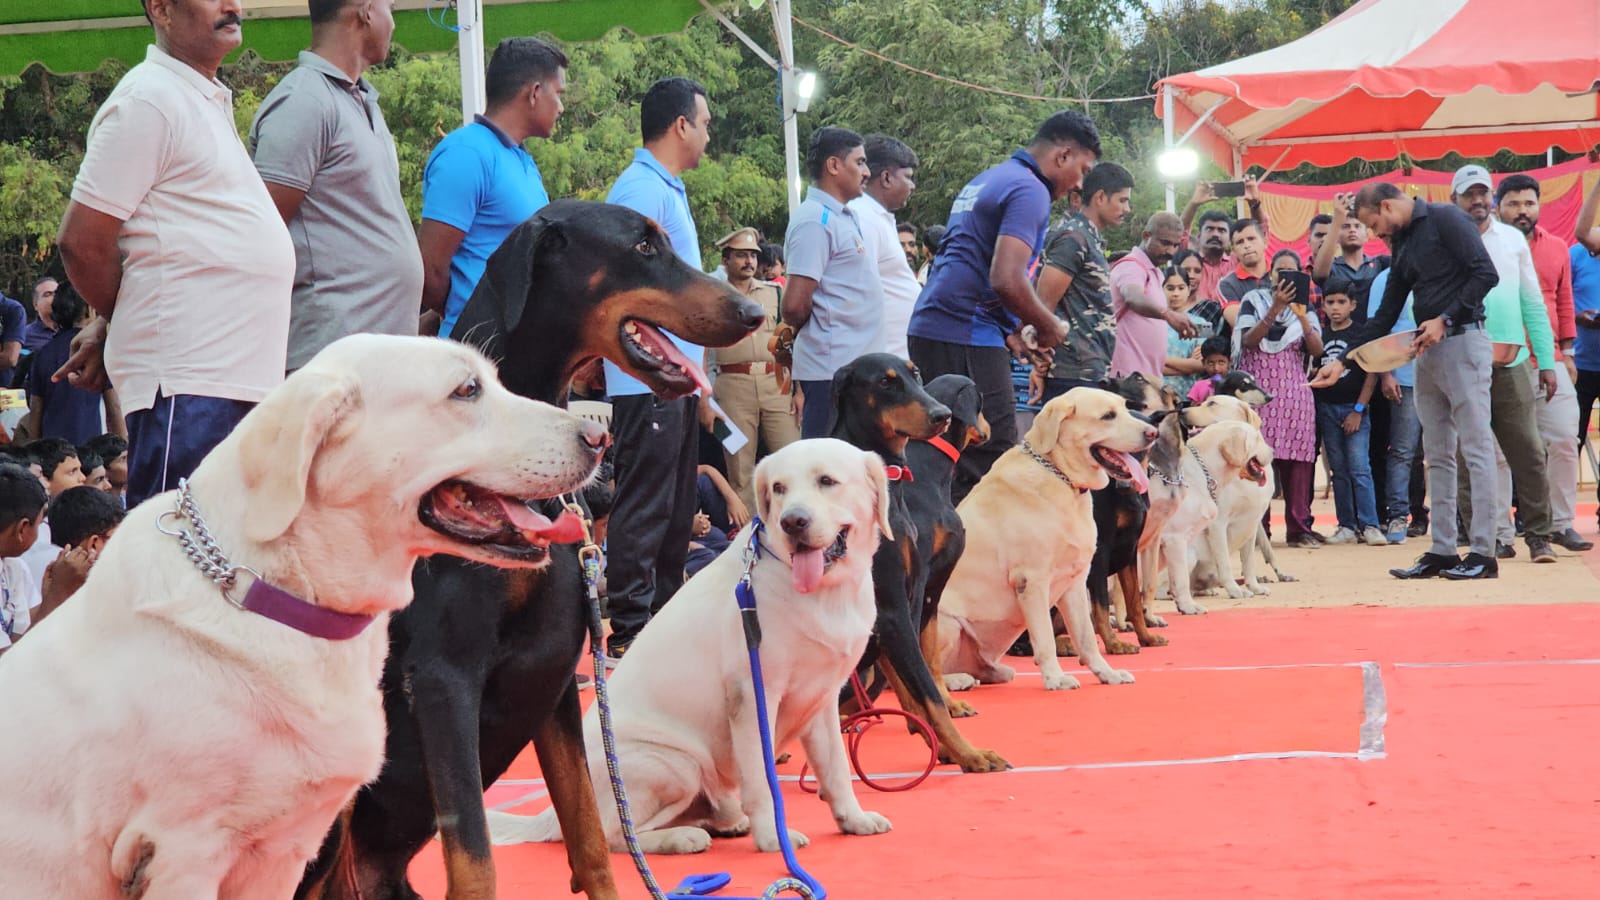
top-left (831, 355), bottom-right (1009, 773)
top-left (297, 201), bottom-right (764, 900)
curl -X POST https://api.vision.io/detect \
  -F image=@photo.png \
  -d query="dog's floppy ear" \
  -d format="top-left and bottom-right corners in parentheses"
top-left (753, 457), bottom-right (774, 524)
top-left (863, 450), bottom-right (894, 541)
top-left (1219, 426), bottom-right (1251, 469)
top-left (462, 212), bottom-right (567, 339)
top-left (1027, 397), bottom-right (1074, 454)
top-left (236, 371), bottom-right (362, 543)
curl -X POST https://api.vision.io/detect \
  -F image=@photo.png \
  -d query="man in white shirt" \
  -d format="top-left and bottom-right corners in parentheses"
top-left (848, 134), bottom-right (920, 360)
top-left (55, 0), bottom-right (294, 508)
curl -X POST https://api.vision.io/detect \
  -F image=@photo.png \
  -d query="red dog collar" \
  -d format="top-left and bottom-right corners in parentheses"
top-left (883, 464), bottom-right (914, 483)
top-left (924, 435), bottom-right (960, 464)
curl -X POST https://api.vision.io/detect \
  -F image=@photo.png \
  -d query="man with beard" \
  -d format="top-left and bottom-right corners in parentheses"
top-left (1180, 177), bottom-right (1269, 303)
top-left (56, 0), bottom-right (294, 508)
top-left (708, 227), bottom-right (797, 510)
top-left (1109, 211), bottom-right (1191, 381)
top-left (1497, 173), bottom-right (1592, 551)
top-left (1449, 165), bottom-right (1561, 564)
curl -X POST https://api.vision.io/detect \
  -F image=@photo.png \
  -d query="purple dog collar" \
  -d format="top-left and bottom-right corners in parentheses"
top-left (233, 575), bottom-right (376, 641)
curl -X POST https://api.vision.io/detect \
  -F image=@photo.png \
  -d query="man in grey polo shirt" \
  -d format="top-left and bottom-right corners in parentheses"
top-left (249, 0), bottom-right (423, 371)
top-left (782, 126), bottom-right (883, 438)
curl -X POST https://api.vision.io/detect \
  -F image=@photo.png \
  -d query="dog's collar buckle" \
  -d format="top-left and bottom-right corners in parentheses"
top-left (1020, 440), bottom-right (1085, 494)
top-left (882, 464), bottom-right (914, 483)
top-left (158, 480), bottom-right (376, 641)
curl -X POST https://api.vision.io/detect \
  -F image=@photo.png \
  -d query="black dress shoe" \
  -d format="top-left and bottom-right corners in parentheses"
top-left (1552, 528), bottom-right (1594, 552)
top-left (1528, 538), bottom-right (1558, 563)
top-left (1495, 541), bottom-right (1516, 559)
top-left (1390, 553), bottom-right (1460, 580)
top-left (1441, 553), bottom-right (1499, 580)
top-left (1407, 519), bottom-right (1429, 538)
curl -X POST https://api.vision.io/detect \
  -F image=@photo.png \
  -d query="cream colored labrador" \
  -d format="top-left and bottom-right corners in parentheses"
top-left (0, 335), bottom-right (606, 900)
top-left (487, 438), bottom-right (893, 855)
top-left (1189, 396), bottom-right (1297, 594)
top-left (1188, 420), bottom-right (1278, 599)
top-left (936, 388), bottom-right (1157, 694)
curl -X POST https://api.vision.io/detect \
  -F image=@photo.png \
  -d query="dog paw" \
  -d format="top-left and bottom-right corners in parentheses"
top-left (1195, 587), bottom-right (1219, 597)
top-left (1146, 613), bottom-right (1168, 628)
top-left (1139, 632), bottom-right (1169, 648)
top-left (1276, 572), bottom-right (1298, 583)
top-left (1225, 584), bottom-right (1251, 599)
top-left (708, 817), bottom-right (751, 838)
top-left (1247, 582), bottom-right (1270, 596)
top-left (947, 748), bottom-right (1011, 773)
top-left (948, 697), bottom-right (979, 717)
top-left (1052, 636), bottom-right (1077, 657)
top-left (837, 810), bottom-right (893, 836)
top-left (980, 663), bottom-right (1017, 684)
top-left (1094, 667), bottom-right (1136, 685)
top-left (1258, 571), bottom-right (1277, 583)
top-left (1042, 672), bottom-right (1082, 691)
top-left (1176, 600), bottom-right (1208, 615)
top-left (753, 828), bottom-right (810, 853)
top-left (1104, 639), bottom-right (1140, 655)
top-left (648, 827), bottom-right (713, 855)
top-left (1114, 617), bottom-right (1135, 633)
top-left (944, 673), bottom-right (978, 692)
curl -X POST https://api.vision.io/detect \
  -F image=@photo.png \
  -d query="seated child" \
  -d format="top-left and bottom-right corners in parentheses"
top-left (84, 433), bottom-right (129, 501)
top-left (76, 448), bottom-right (110, 494)
top-left (1186, 336), bottom-right (1235, 403)
top-left (0, 464), bottom-right (48, 656)
top-left (30, 485), bottom-right (126, 624)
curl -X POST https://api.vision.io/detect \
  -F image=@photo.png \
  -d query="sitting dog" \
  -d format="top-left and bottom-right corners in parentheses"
top-left (1190, 395), bottom-right (1297, 590)
top-left (1135, 398), bottom-right (1221, 619)
top-left (938, 388), bottom-right (1156, 694)
top-left (1188, 420), bottom-right (1278, 598)
top-left (487, 439), bottom-right (894, 854)
top-left (0, 335), bottom-right (607, 900)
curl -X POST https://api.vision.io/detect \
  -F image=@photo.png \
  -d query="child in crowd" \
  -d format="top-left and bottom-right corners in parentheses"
top-left (686, 465), bottom-right (748, 578)
top-left (1313, 291), bottom-right (1383, 546)
top-left (0, 464), bottom-right (47, 656)
top-left (1185, 336), bottom-right (1235, 403)
top-left (30, 484), bottom-right (125, 624)
top-left (76, 448), bottom-right (110, 494)
top-left (25, 285), bottom-right (120, 446)
top-left (84, 433), bottom-right (129, 500)
top-left (1163, 265), bottom-right (1214, 396)
top-left (29, 438), bottom-right (86, 497)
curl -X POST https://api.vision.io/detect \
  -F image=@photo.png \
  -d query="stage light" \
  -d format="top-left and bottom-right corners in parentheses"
top-left (1157, 147), bottom-right (1200, 179)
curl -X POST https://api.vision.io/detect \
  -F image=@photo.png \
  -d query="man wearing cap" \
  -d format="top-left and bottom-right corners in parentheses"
top-left (1449, 165), bottom-right (1561, 564)
top-left (710, 227), bottom-right (798, 510)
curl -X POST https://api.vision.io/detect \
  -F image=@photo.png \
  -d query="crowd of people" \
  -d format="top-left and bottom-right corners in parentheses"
top-left (4, 0), bottom-right (1600, 657)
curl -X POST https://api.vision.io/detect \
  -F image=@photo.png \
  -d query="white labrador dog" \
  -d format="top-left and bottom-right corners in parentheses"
top-left (936, 388), bottom-right (1157, 694)
top-left (0, 335), bottom-right (606, 900)
top-left (488, 438), bottom-right (894, 855)
top-left (1188, 420), bottom-right (1276, 599)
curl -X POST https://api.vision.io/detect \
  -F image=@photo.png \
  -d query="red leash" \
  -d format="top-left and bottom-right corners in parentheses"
top-left (798, 670), bottom-right (939, 793)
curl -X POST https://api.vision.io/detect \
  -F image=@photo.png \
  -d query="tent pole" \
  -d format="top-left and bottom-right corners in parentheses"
top-left (457, 0), bottom-right (487, 124)
top-left (1163, 85), bottom-right (1176, 213)
top-left (1232, 147), bottom-right (1245, 219)
top-left (772, 0), bottom-right (801, 217)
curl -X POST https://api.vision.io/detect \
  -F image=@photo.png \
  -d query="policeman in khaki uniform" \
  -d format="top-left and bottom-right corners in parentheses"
top-left (710, 227), bottom-right (800, 508)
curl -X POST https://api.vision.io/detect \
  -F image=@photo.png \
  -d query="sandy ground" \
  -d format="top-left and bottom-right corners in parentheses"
top-left (1183, 495), bottom-right (1600, 611)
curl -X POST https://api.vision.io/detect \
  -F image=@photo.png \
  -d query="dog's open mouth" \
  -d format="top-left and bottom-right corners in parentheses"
top-left (1091, 444), bottom-right (1150, 494)
top-left (620, 318), bottom-right (712, 399)
top-left (789, 526), bottom-right (849, 594)
top-left (1244, 457), bottom-right (1269, 486)
top-left (419, 481), bottom-right (587, 560)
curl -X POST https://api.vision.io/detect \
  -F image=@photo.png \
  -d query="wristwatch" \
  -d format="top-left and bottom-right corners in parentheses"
top-left (1353, 402), bottom-right (1366, 413)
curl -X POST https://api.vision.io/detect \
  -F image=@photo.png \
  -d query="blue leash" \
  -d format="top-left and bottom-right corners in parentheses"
top-left (568, 501), bottom-right (823, 900)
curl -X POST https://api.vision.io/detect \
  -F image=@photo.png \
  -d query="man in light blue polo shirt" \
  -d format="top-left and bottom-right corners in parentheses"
top-left (907, 110), bottom-right (1100, 500)
top-left (782, 126), bottom-right (883, 438)
top-left (602, 77), bottom-right (714, 664)
top-left (419, 37), bottom-right (567, 338)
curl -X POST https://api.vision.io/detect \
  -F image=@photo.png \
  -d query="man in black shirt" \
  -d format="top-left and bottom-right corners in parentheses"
top-left (1311, 182), bottom-right (1501, 580)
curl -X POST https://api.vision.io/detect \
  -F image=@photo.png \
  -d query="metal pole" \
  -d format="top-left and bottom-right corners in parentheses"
top-left (457, 0), bottom-right (487, 124)
top-left (772, 0), bottom-right (802, 216)
top-left (1163, 85), bottom-right (1176, 213)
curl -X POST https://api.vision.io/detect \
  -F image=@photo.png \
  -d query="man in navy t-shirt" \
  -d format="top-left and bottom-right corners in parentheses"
top-left (26, 287), bottom-right (109, 445)
top-left (907, 110), bottom-right (1101, 500)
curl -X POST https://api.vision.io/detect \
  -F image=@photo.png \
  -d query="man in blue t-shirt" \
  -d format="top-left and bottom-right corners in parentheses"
top-left (0, 291), bottom-right (25, 388)
top-left (419, 38), bottom-right (567, 338)
top-left (907, 110), bottom-right (1100, 500)
top-left (1572, 242), bottom-right (1600, 529)
top-left (26, 286), bottom-right (111, 445)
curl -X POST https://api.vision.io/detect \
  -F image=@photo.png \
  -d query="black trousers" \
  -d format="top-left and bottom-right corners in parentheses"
top-left (908, 335), bottom-right (1017, 505)
top-left (605, 394), bottom-right (700, 649)
top-left (1578, 368), bottom-right (1600, 513)
top-left (1366, 394), bottom-right (1391, 522)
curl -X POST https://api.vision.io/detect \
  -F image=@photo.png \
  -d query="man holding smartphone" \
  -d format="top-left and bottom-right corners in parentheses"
top-left (1180, 175), bottom-right (1269, 303)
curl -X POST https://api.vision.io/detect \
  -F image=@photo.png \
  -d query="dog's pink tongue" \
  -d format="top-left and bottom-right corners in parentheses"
top-left (1119, 452), bottom-right (1150, 495)
top-left (496, 498), bottom-right (588, 544)
top-left (636, 322), bottom-right (714, 395)
top-left (790, 547), bottom-right (826, 594)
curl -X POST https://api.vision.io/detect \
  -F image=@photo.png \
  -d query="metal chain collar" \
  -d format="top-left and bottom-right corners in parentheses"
top-left (1021, 439), bottom-right (1084, 493)
top-left (1187, 445), bottom-right (1218, 500)
top-left (155, 479), bottom-right (255, 599)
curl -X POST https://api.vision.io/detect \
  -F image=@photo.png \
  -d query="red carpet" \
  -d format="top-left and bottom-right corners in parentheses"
top-left (409, 603), bottom-right (1600, 899)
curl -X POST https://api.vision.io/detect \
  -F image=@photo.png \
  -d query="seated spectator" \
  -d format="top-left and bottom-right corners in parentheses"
top-left (685, 465), bottom-right (748, 579)
top-left (76, 448), bottom-right (111, 494)
top-left (0, 464), bottom-right (47, 656)
top-left (1186, 336), bottom-right (1235, 403)
top-left (84, 433), bottom-right (129, 500)
top-left (24, 284), bottom-right (121, 445)
top-left (31, 484), bottom-right (125, 624)
top-left (29, 438), bottom-right (87, 497)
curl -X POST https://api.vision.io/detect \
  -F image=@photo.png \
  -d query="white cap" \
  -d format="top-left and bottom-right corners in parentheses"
top-left (1451, 164), bottom-right (1493, 196)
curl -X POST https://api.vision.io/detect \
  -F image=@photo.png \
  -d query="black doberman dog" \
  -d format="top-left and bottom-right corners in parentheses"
top-left (1086, 373), bottom-right (1168, 655)
top-left (831, 355), bottom-right (1009, 773)
top-left (297, 201), bottom-right (763, 900)
top-left (902, 374), bottom-right (989, 719)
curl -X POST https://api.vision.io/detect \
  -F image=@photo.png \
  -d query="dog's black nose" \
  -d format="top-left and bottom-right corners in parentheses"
top-left (577, 420), bottom-right (610, 453)
top-left (928, 404), bottom-right (952, 427)
top-left (734, 297), bottom-right (765, 330)
top-left (780, 510), bottom-right (811, 536)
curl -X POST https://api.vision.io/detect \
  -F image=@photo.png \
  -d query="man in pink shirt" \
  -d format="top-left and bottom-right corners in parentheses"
top-left (1498, 173), bottom-right (1591, 550)
top-left (1110, 212), bottom-right (1190, 380)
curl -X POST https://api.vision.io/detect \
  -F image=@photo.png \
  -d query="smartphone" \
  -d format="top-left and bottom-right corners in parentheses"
top-left (1276, 270), bottom-right (1311, 309)
top-left (1212, 180), bottom-right (1247, 198)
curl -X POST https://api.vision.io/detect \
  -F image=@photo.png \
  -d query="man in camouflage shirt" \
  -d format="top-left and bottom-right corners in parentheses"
top-left (1035, 163), bottom-right (1134, 401)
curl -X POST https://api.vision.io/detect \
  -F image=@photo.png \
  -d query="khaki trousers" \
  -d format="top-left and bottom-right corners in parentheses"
top-left (713, 370), bottom-right (800, 510)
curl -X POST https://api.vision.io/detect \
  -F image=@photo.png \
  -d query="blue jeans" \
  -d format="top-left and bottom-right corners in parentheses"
top-left (1317, 401), bottom-right (1379, 530)
top-left (1385, 386), bottom-right (1421, 521)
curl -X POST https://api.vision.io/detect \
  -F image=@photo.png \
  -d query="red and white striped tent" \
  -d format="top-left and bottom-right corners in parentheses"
top-left (1155, 0), bottom-right (1600, 175)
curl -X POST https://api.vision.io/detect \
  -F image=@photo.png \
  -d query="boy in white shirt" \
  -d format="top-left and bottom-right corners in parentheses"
top-left (0, 464), bottom-right (48, 656)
